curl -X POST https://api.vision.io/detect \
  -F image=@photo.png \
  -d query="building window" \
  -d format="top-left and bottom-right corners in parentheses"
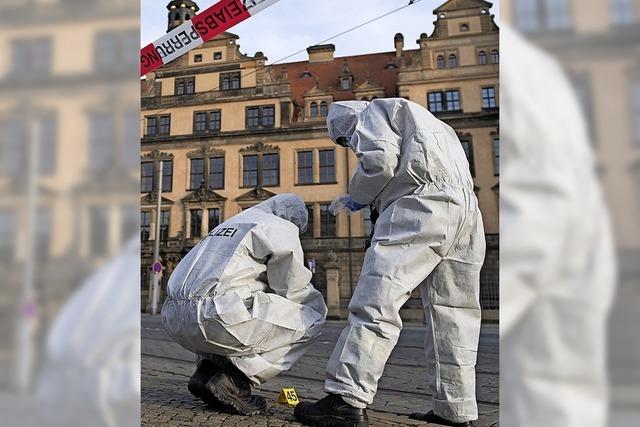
top-left (492, 137), bottom-right (500, 175)
top-left (194, 112), bottom-right (207, 133)
top-left (482, 87), bottom-right (497, 110)
top-left (35, 208), bottom-right (51, 260)
top-left (429, 90), bottom-right (462, 113)
top-left (89, 112), bottom-right (115, 170)
top-left (162, 160), bottom-right (173, 192)
top-left (208, 208), bottom-right (221, 232)
top-left (159, 116), bottom-right (171, 135)
top-left (428, 92), bottom-right (444, 112)
top-left (491, 49), bottom-right (499, 64)
top-left (302, 205), bottom-right (314, 238)
top-left (209, 157), bottom-right (225, 189)
top-left (221, 71), bottom-right (241, 90)
top-left (436, 55), bottom-right (445, 69)
top-left (190, 155), bottom-right (225, 190)
top-left (263, 153), bottom-right (280, 186)
top-left (611, 0), bottom-right (636, 25)
top-left (363, 206), bottom-right (373, 237)
top-left (10, 38), bottom-right (52, 76)
top-left (263, 106), bottom-right (275, 127)
top-left (146, 116), bottom-right (157, 136)
top-left (460, 23), bottom-right (470, 32)
top-left (146, 115), bottom-right (170, 137)
top-left (341, 78), bottom-right (351, 90)
top-left (190, 209), bottom-right (202, 238)
top-left (243, 155), bottom-right (259, 187)
top-left (190, 158), bottom-right (205, 189)
top-left (194, 54), bottom-right (203, 62)
top-left (310, 102), bottom-right (318, 117)
top-left (160, 210), bottom-right (170, 241)
top-left (214, 51), bottom-right (223, 60)
top-left (515, 0), bottom-right (571, 32)
top-left (448, 54), bottom-right (458, 68)
top-left (90, 206), bottom-right (109, 256)
top-left (247, 107), bottom-right (260, 128)
top-left (319, 149), bottom-right (335, 183)
top-left (246, 105), bottom-right (275, 129)
top-left (478, 51), bottom-right (487, 65)
top-left (320, 101), bottom-right (329, 117)
top-left (460, 140), bottom-right (475, 177)
top-left (140, 211), bottom-right (151, 241)
top-left (176, 77), bottom-right (195, 95)
top-left (297, 151), bottom-right (313, 184)
top-left (320, 203), bottom-right (336, 237)
top-left (0, 211), bottom-right (16, 261)
top-left (141, 162), bottom-right (154, 192)
top-left (242, 151), bottom-right (279, 187)
top-left (141, 160), bottom-right (172, 192)
top-left (446, 90), bottom-right (462, 111)
top-left (194, 110), bottom-right (221, 134)
top-left (546, 0), bottom-right (572, 30)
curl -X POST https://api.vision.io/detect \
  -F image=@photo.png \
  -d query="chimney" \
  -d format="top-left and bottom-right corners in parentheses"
top-left (307, 44), bottom-right (335, 63)
top-left (394, 33), bottom-right (404, 58)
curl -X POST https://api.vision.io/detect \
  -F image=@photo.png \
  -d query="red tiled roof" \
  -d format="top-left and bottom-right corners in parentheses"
top-left (276, 49), bottom-right (416, 122)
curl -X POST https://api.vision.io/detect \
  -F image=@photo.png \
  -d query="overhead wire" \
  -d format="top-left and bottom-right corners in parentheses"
top-left (141, 0), bottom-right (425, 120)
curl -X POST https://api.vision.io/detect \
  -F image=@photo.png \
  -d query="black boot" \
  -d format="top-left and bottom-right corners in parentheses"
top-left (294, 393), bottom-right (369, 427)
top-left (204, 362), bottom-right (267, 416)
top-left (187, 359), bottom-right (219, 401)
top-left (408, 410), bottom-right (474, 426)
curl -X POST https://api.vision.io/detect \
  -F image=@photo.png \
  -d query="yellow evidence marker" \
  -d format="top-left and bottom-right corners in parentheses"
top-left (277, 387), bottom-right (300, 406)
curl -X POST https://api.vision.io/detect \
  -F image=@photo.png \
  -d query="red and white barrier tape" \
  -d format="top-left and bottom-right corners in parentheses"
top-left (140, 0), bottom-right (281, 76)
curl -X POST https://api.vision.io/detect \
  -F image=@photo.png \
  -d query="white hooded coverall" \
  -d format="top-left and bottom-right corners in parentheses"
top-left (325, 99), bottom-right (486, 423)
top-left (161, 194), bottom-right (328, 385)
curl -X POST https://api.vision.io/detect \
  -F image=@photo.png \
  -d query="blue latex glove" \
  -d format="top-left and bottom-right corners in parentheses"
top-left (347, 198), bottom-right (366, 212)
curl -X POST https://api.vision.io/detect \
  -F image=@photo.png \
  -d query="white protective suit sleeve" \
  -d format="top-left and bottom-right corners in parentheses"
top-left (247, 194), bottom-right (326, 315)
top-left (330, 100), bottom-right (402, 206)
top-left (251, 223), bottom-right (326, 315)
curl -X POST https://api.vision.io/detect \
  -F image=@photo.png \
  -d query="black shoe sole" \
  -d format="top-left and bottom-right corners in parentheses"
top-left (205, 377), bottom-right (267, 416)
top-left (295, 413), bottom-right (369, 427)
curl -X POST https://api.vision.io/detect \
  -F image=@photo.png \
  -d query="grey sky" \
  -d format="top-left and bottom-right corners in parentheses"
top-left (141, 0), bottom-right (500, 63)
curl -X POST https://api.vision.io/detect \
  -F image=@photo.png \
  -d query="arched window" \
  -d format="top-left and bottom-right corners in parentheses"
top-left (185, 14), bottom-right (191, 20)
top-left (448, 54), bottom-right (458, 68)
top-left (491, 49), bottom-right (499, 64)
top-left (436, 55), bottom-right (445, 69)
top-left (187, 79), bottom-right (195, 94)
top-left (478, 51), bottom-right (487, 65)
top-left (175, 12), bottom-right (180, 20)
top-left (320, 101), bottom-right (328, 117)
top-left (371, 96), bottom-right (378, 100)
top-left (231, 74), bottom-right (240, 89)
top-left (176, 80), bottom-right (185, 95)
top-left (361, 97), bottom-right (369, 102)
top-left (310, 102), bottom-right (318, 117)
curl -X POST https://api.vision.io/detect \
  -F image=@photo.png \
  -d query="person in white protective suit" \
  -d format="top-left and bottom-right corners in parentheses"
top-left (500, 26), bottom-right (615, 427)
top-left (294, 99), bottom-right (485, 427)
top-left (161, 193), bottom-right (327, 416)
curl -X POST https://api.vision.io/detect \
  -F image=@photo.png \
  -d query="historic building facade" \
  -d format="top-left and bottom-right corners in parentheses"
top-left (0, 1), bottom-right (139, 389)
top-left (141, 0), bottom-right (500, 320)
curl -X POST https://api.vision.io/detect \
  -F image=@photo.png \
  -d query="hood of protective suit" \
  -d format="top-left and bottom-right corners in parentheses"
top-left (326, 101), bottom-right (369, 143)
top-left (250, 193), bottom-right (308, 233)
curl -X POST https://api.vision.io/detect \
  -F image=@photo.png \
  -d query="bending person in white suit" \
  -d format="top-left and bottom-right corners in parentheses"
top-left (162, 193), bottom-right (327, 415)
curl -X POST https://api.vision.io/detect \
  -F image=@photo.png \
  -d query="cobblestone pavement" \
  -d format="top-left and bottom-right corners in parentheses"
top-left (142, 315), bottom-right (499, 426)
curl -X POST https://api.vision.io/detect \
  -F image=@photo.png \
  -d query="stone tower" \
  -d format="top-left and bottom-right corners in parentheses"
top-left (166, 0), bottom-right (200, 32)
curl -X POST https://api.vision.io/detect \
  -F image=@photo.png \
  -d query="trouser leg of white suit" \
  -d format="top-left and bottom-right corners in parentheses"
top-left (324, 240), bottom-right (442, 405)
top-left (229, 335), bottom-right (319, 386)
top-left (420, 257), bottom-right (482, 423)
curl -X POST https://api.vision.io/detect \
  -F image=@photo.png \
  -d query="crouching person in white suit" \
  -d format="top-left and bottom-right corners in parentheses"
top-left (161, 193), bottom-right (328, 415)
